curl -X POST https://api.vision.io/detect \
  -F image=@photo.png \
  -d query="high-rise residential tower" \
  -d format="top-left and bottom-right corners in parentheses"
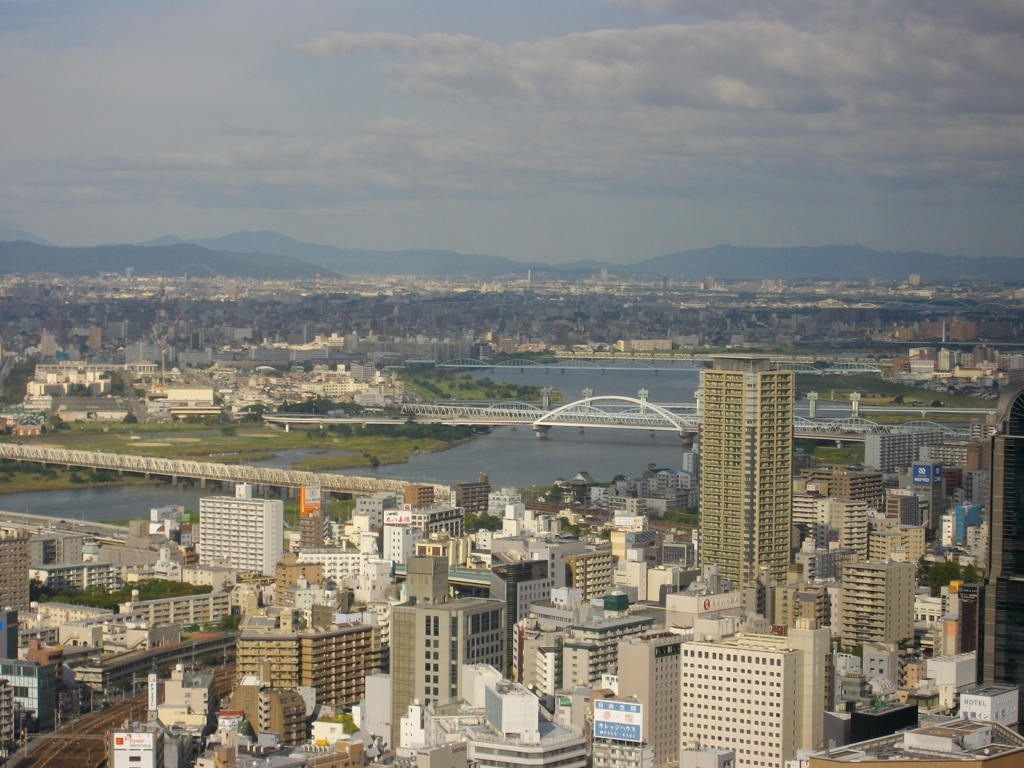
top-left (981, 385), bottom-right (1024, 687)
top-left (198, 483), bottom-right (283, 576)
top-left (698, 355), bottom-right (794, 588)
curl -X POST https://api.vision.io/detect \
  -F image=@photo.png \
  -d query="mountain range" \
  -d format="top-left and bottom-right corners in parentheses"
top-left (0, 229), bottom-right (1020, 282)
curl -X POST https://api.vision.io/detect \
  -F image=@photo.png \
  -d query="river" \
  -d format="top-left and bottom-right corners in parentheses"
top-left (0, 368), bottom-right (850, 522)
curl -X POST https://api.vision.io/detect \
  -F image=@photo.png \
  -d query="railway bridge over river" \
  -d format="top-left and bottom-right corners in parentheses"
top-left (0, 443), bottom-right (449, 498)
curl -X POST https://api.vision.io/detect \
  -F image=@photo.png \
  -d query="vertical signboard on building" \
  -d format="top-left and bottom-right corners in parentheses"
top-left (300, 485), bottom-right (321, 516)
top-left (148, 673), bottom-right (158, 711)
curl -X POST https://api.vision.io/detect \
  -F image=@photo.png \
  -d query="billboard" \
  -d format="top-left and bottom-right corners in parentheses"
top-left (300, 485), bottom-right (322, 516)
top-left (384, 510), bottom-right (413, 526)
top-left (913, 464), bottom-right (942, 486)
top-left (594, 700), bottom-right (643, 743)
top-left (114, 732), bottom-right (154, 751)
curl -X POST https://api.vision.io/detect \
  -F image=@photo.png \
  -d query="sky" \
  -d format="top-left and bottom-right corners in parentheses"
top-left (2, 1), bottom-right (1023, 264)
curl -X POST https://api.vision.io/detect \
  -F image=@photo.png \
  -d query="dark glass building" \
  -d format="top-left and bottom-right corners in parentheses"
top-left (981, 385), bottom-right (1024, 688)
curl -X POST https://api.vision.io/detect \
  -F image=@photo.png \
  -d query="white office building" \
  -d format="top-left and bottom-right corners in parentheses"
top-left (679, 619), bottom-right (829, 768)
top-left (297, 546), bottom-right (367, 582)
top-left (198, 484), bottom-right (283, 575)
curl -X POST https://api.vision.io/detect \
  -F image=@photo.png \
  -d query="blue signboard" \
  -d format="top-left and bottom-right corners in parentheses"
top-left (595, 720), bottom-right (642, 741)
top-left (913, 464), bottom-right (932, 485)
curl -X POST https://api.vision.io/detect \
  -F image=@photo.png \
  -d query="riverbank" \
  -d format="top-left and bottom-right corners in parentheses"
top-left (0, 463), bottom-right (158, 495)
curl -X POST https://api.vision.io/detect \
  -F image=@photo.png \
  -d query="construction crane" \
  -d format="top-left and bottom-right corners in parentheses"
top-left (148, 280), bottom-right (180, 387)
top-left (150, 317), bottom-right (180, 386)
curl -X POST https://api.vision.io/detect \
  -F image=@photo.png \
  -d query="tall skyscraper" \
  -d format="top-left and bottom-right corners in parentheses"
top-left (981, 385), bottom-right (1024, 687)
top-left (699, 355), bottom-right (794, 588)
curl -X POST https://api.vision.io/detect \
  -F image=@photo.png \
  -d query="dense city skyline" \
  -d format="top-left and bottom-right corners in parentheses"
top-left (3, 2), bottom-right (1024, 262)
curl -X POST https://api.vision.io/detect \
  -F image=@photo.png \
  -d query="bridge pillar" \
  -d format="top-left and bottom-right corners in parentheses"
top-left (200, 477), bottom-right (206, 488)
top-left (808, 392), bottom-right (818, 419)
top-left (578, 426), bottom-right (585, 434)
top-left (284, 423), bottom-right (290, 433)
top-left (850, 392), bottom-right (861, 418)
top-left (533, 425), bottom-right (551, 439)
top-left (172, 475), bottom-right (178, 486)
top-left (681, 433), bottom-right (694, 447)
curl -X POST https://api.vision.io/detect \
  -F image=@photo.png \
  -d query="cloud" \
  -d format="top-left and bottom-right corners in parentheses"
top-left (4, 3), bottom-right (1023, 257)
top-left (289, 13), bottom-right (1024, 205)
top-left (299, 31), bottom-right (491, 60)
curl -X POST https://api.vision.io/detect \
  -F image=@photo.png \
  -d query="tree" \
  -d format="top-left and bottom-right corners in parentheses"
top-left (923, 560), bottom-right (964, 597)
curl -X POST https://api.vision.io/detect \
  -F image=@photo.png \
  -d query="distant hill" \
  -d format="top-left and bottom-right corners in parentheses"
top-left (631, 244), bottom-right (1023, 282)
top-left (3, 233), bottom-right (1022, 281)
top-left (0, 226), bottom-right (50, 245)
top-left (145, 230), bottom-right (530, 276)
top-left (0, 241), bottom-right (330, 279)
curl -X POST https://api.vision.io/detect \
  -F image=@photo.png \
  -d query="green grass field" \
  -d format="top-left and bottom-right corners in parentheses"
top-left (797, 372), bottom-right (990, 411)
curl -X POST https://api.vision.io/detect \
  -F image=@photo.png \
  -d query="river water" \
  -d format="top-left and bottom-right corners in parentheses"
top-left (0, 368), bottom-right (850, 522)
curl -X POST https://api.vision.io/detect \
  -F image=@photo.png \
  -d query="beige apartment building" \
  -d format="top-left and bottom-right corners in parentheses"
top-left (564, 548), bottom-right (613, 599)
top-left (868, 523), bottom-right (926, 564)
top-left (840, 560), bottom-right (915, 648)
top-left (699, 355), bottom-right (794, 587)
top-left (235, 616), bottom-right (381, 708)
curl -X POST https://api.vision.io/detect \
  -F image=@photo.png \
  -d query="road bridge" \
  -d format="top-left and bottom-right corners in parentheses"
top-left (0, 443), bottom-right (449, 498)
top-left (0, 510), bottom-right (128, 544)
top-left (262, 397), bottom-right (971, 442)
top-left (416, 353), bottom-right (894, 374)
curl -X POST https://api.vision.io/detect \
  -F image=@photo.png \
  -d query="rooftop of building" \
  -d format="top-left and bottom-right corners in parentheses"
top-left (462, 719), bottom-right (585, 747)
top-left (811, 719), bottom-right (1024, 763)
top-left (962, 684), bottom-right (1019, 696)
top-left (567, 612), bottom-right (657, 634)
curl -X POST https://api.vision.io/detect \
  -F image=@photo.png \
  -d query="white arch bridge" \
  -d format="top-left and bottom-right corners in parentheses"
top-left (267, 396), bottom-right (969, 442)
top-left (0, 443), bottom-right (449, 498)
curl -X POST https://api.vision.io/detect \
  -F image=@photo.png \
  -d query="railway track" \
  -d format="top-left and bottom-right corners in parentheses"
top-left (17, 666), bottom-right (236, 768)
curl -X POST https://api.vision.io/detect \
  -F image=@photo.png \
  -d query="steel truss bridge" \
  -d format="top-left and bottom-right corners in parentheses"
top-left (265, 396), bottom-right (969, 441)
top-left (0, 443), bottom-right (449, 497)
